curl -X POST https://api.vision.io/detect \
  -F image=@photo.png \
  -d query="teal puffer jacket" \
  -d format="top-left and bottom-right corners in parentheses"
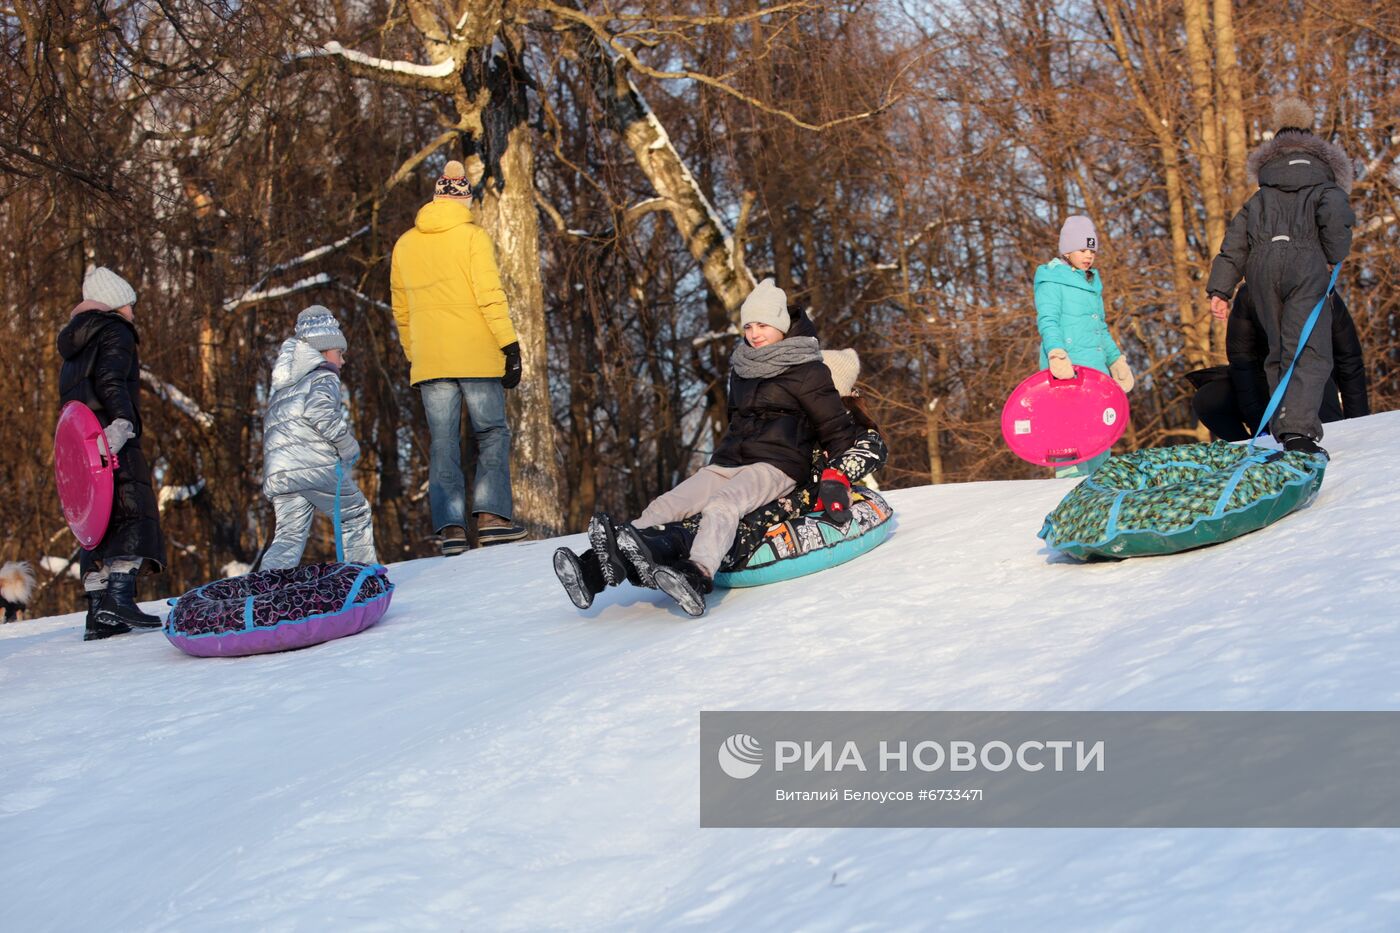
top-left (1034, 258), bottom-right (1122, 374)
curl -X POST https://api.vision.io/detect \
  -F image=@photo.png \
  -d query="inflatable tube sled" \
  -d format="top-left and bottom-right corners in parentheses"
top-left (715, 488), bottom-right (894, 588)
top-left (165, 562), bottom-right (393, 657)
top-left (1039, 441), bottom-right (1326, 560)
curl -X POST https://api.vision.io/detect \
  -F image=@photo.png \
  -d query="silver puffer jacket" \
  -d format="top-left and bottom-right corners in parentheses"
top-left (262, 338), bottom-right (359, 498)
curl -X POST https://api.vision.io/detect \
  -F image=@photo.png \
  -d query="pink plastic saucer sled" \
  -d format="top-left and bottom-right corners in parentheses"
top-left (1001, 366), bottom-right (1129, 467)
top-left (54, 401), bottom-right (118, 550)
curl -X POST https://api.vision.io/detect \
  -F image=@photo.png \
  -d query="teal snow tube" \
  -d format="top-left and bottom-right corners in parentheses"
top-left (1039, 441), bottom-right (1326, 560)
top-left (715, 488), bottom-right (894, 588)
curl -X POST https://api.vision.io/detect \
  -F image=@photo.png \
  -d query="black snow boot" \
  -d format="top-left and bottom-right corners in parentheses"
top-left (554, 548), bottom-right (607, 611)
top-left (587, 513), bottom-right (628, 586)
top-left (616, 523), bottom-right (695, 589)
top-left (652, 559), bottom-right (713, 619)
top-left (1280, 434), bottom-right (1329, 458)
top-left (84, 590), bottom-right (132, 641)
top-left (96, 571), bottom-right (162, 630)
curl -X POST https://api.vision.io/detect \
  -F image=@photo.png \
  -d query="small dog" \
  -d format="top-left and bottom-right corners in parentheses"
top-left (1, 561), bottom-right (36, 622)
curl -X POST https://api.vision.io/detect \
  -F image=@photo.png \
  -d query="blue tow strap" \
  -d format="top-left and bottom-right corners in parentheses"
top-left (333, 460), bottom-right (346, 563)
top-left (1246, 262), bottom-right (1342, 453)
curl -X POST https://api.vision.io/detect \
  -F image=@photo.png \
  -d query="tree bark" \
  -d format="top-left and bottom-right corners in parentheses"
top-left (473, 123), bottom-right (566, 536)
top-left (1183, 0), bottom-right (1227, 364)
top-left (1213, 0), bottom-right (1250, 210)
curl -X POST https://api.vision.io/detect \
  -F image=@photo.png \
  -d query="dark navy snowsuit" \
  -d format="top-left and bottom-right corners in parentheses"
top-left (1206, 131), bottom-right (1355, 441)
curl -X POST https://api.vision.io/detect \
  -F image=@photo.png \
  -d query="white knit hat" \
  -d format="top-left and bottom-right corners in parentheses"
top-left (295, 305), bottom-right (347, 352)
top-left (822, 349), bottom-right (861, 396)
top-left (739, 278), bottom-right (791, 334)
top-left (83, 266), bottom-right (137, 309)
top-left (1058, 215), bottom-right (1099, 255)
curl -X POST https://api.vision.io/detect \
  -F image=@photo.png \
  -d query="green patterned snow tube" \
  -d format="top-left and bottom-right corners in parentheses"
top-left (1039, 441), bottom-right (1326, 560)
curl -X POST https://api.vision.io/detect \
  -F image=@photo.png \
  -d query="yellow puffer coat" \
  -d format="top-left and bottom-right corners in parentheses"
top-left (390, 200), bottom-right (519, 384)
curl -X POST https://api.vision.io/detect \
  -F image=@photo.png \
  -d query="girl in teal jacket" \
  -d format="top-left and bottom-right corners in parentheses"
top-left (1035, 215), bottom-right (1134, 476)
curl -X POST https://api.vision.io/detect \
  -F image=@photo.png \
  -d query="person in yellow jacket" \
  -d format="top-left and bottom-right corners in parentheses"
top-left (392, 161), bottom-right (526, 553)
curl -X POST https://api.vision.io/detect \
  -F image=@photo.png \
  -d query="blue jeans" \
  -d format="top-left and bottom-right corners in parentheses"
top-left (419, 378), bottom-right (513, 531)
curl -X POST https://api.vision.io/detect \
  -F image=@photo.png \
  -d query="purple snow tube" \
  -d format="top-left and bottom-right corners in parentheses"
top-left (164, 562), bottom-right (393, 658)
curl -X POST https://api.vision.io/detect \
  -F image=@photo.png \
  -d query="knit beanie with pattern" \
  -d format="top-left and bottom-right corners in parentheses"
top-left (434, 160), bottom-right (473, 200)
top-left (295, 305), bottom-right (347, 352)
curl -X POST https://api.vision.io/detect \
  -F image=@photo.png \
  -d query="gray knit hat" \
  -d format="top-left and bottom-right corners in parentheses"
top-left (822, 349), bottom-right (861, 397)
top-left (739, 278), bottom-right (791, 335)
top-left (83, 266), bottom-right (137, 309)
top-left (1059, 215), bottom-right (1099, 255)
top-left (295, 305), bottom-right (347, 352)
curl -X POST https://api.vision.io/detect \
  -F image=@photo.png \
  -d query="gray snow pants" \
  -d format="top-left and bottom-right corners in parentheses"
top-left (1247, 244), bottom-right (1334, 441)
top-left (634, 463), bottom-right (795, 578)
top-left (263, 483), bottom-right (378, 570)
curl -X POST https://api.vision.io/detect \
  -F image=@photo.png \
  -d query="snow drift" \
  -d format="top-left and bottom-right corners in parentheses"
top-left (3, 412), bottom-right (1400, 930)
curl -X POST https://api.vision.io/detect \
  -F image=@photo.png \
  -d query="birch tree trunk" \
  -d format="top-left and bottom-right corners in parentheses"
top-left (1213, 0), bottom-right (1251, 210)
top-left (1103, 0), bottom-right (1212, 383)
top-left (1184, 0), bottom-right (1227, 364)
top-left (582, 34), bottom-right (755, 317)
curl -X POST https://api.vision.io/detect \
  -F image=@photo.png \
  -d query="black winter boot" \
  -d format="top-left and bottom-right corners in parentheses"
top-left (587, 513), bottom-right (628, 586)
top-left (96, 571), bottom-right (162, 630)
top-left (1280, 434), bottom-right (1329, 458)
top-left (616, 523), bottom-right (696, 589)
top-left (553, 548), bottom-right (607, 610)
top-left (84, 590), bottom-right (132, 641)
top-left (652, 559), bottom-right (713, 619)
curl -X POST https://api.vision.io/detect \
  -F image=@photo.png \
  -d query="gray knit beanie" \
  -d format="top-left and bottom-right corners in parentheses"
top-left (1058, 215), bottom-right (1099, 256)
top-left (83, 266), bottom-right (137, 309)
top-left (295, 305), bottom-right (347, 352)
top-left (739, 278), bottom-right (791, 335)
top-left (822, 349), bottom-right (861, 397)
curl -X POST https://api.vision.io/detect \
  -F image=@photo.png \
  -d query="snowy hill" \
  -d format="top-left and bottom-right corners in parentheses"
top-left (4, 412), bottom-right (1400, 931)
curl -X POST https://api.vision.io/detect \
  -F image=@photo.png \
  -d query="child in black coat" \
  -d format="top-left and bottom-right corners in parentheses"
top-left (558, 283), bottom-right (862, 617)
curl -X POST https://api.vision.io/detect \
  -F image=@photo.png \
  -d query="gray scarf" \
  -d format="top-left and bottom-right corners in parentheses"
top-left (730, 336), bottom-right (822, 379)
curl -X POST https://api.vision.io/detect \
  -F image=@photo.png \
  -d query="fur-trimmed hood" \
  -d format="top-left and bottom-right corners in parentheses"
top-left (1247, 132), bottom-right (1354, 194)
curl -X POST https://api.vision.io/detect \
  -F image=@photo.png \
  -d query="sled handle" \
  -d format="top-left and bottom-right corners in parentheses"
top-left (1046, 448), bottom-right (1080, 463)
top-left (1048, 368), bottom-right (1085, 387)
top-left (88, 431), bottom-right (118, 473)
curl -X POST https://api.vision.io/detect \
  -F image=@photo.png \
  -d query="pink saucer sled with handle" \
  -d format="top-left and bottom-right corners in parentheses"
top-left (1001, 366), bottom-right (1129, 467)
top-left (54, 401), bottom-right (118, 550)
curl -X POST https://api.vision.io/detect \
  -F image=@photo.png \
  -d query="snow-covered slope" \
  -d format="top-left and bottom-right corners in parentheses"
top-left (4, 412), bottom-right (1400, 931)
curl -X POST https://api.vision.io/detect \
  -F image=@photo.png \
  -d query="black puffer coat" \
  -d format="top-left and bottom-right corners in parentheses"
top-left (710, 312), bottom-right (861, 482)
top-left (57, 311), bottom-right (165, 574)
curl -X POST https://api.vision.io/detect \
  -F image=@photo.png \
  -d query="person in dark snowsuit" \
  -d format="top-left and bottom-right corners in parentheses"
top-left (57, 267), bottom-right (166, 640)
top-left (1205, 96), bottom-right (1355, 455)
top-left (562, 279), bottom-right (862, 617)
top-left (1189, 282), bottom-right (1369, 441)
top-left (554, 346), bottom-right (882, 613)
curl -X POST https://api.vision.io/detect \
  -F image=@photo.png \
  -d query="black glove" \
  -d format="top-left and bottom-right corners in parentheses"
top-left (815, 468), bottom-right (853, 526)
top-left (501, 342), bottom-right (522, 389)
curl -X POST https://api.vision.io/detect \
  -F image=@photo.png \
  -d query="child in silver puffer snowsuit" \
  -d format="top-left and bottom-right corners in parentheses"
top-left (261, 306), bottom-right (377, 569)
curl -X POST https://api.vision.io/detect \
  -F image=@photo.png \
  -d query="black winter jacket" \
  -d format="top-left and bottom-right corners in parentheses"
top-left (57, 311), bottom-right (165, 573)
top-left (710, 312), bottom-right (861, 482)
top-left (1207, 131), bottom-right (1355, 299)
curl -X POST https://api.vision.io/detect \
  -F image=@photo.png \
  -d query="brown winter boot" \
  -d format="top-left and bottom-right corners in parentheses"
top-left (476, 513), bottom-right (527, 546)
top-left (439, 525), bottom-right (469, 557)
